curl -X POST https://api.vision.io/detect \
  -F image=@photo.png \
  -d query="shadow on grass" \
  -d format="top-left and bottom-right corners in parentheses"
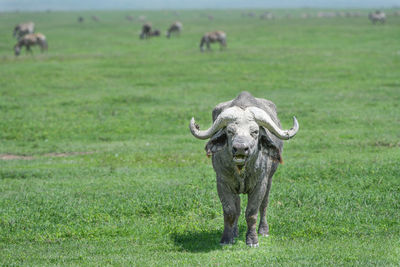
top-left (172, 230), bottom-right (222, 252)
top-left (172, 226), bottom-right (247, 252)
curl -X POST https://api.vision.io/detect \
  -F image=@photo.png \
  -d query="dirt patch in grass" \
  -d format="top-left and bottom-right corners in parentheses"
top-left (0, 152), bottom-right (93, 160)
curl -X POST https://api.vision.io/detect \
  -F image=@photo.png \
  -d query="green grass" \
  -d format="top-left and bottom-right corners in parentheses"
top-left (1, 9), bottom-right (400, 266)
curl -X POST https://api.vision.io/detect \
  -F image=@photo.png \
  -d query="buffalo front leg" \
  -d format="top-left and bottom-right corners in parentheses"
top-left (217, 181), bottom-right (240, 245)
top-left (233, 195), bottom-right (240, 238)
top-left (245, 182), bottom-right (268, 247)
top-left (258, 176), bottom-right (273, 236)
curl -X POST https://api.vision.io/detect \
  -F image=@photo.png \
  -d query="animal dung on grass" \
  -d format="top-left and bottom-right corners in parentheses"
top-left (189, 91), bottom-right (299, 247)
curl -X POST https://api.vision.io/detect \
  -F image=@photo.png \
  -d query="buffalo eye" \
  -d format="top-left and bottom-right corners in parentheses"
top-left (226, 128), bottom-right (235, 136)
top-left (251, 129), bottom-right (259, 137)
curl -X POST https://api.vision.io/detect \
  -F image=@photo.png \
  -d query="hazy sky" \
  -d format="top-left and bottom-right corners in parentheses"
top-left (1, 0), bottom-right (399, 11)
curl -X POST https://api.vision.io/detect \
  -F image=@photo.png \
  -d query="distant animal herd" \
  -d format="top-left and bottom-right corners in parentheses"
top-left (11, 9), bottom-right (396, 56)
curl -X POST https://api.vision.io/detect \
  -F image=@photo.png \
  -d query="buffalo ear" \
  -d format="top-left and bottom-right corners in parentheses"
top-left (205, 129), bottom-right (227, 157)
top-left (259, 127), bottom-right (283, 164)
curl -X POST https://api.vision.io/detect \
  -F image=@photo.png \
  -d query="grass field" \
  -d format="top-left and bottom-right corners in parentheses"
top-left (1, 9), bottom-right (400, 266)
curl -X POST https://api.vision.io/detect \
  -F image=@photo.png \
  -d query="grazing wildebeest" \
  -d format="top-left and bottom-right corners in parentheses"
top-left (14, 33), bottom-right (48, 56)
top-left (138, 15), bottom-right (146, 22)
top-left (369, 10), bottom-right (386, 24)
top-left (78, 16), bottom-right (84, 23)
top-left (317, 12), bottom-right (335, 18)
top-left (200, 31), bottom-right (227, 52)
top-left (242, 12), bottom-right (255, 18)
top-left (140, 23), bottom-right (152, 39)
top-left (189, 92), bottom-right (299, 247)
top-left (140, 23), bottom-right (160, 39)
top-left (150, 29), bottom-right (161, 37)
top-left (301, 13), bottom-right (310, 19)
top-left (13, 21), bottom-right (34, 40)
top-left (166, 21), bottom-right (183, 38)
top-left (260, 12), bottom-right (274, 20)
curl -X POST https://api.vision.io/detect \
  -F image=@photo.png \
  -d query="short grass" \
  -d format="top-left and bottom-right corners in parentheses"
top-left (0, 9), bottom-right (400, 266)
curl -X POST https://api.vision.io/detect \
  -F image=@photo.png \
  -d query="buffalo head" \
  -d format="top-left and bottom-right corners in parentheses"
top-left (190, 106), bottom-right (298, 171)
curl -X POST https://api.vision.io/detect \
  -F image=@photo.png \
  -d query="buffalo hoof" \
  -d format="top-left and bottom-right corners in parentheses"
top-left (220, 235), bottom-right (235, 245)
top-left (246, 231), bottom-right (259, 247)
top-left (258, 227), bottom-right (269, 237)
top-left (220, 240), bottom-right (234, 246)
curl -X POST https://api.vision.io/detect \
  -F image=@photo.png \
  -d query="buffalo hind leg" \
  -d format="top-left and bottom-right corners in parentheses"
top-left (258, 178), bottom-right (272, 236)
top-left (258, 164), bottom-right (278, 236)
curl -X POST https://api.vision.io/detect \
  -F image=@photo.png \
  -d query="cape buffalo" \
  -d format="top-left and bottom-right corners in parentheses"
top-left (200, 31), bottom-right (227, 52)
top-left (189, 92), bottom-right (299, 247)
top-left (13, 21), bottom-right (34, 40)
top-left (167, 21), bottom-right (183, 38)
top-left (14, 33), bottom-right (48, 56)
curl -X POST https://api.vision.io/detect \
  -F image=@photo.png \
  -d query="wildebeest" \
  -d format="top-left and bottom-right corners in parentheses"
top-left (317, 12), bottom-right (335, 18)
top-left (138, 15), bottom-right (146, 22)
top-left (200, 31), bottom-right (227, 52)
top-left (140, 23), bottom-right (152, 39)
top-left (13, 21), bottom-right (35, 40)
top-left (139, 23), bottom-right (161, 39)
top-left (242, 12), bottom-right (256, 18)
top-left (14, 33), bottom-right (48, 56)
top-left (260, 12), bottom-right (274, 20)
top-left (150, 29), bottom-right (161, 37)
top-left (189, 92), bottom-right (299, 247)
top-left (369, 10), bottom-right (386, 24)
top-left (78, 16), bottom-right (84, 23)
top-left (301, 13), bottom-right (311, 19)
top-left (166, 21), bottom-right (183, 38)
